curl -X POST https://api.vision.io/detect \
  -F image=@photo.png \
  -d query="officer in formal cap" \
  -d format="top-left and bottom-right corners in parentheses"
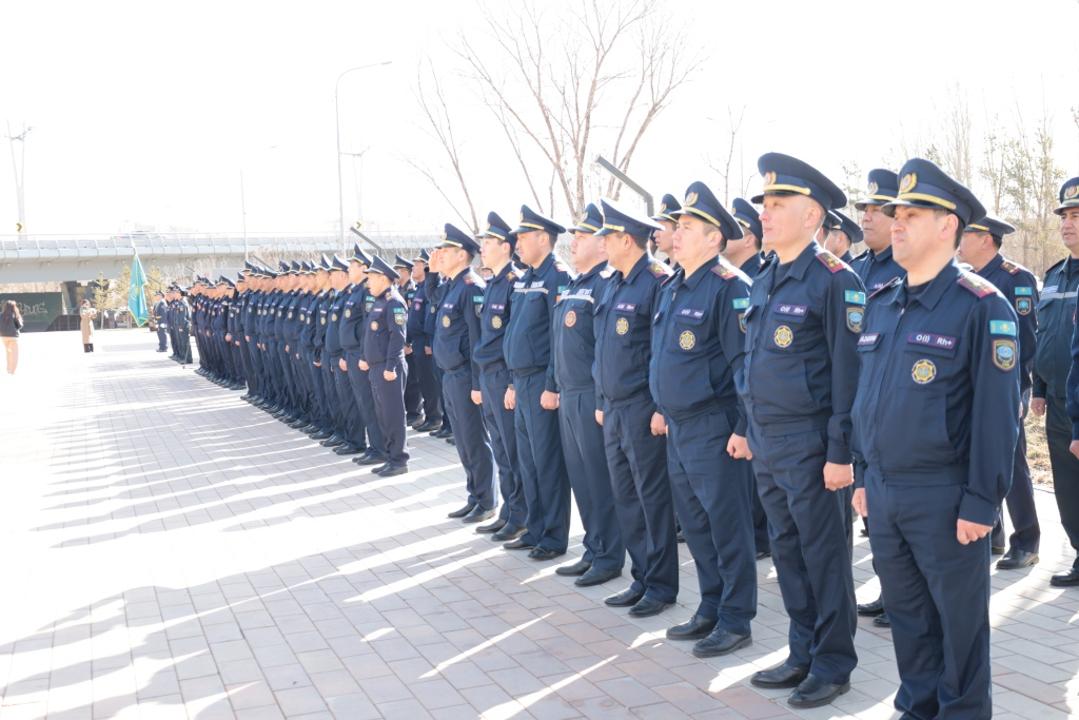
top-left (593, 198), bottom-right (678, 617)
top-left (824, 210), bottom-right (862, 264)
top-left (651, 193), bottom-right (681, 267)
top-left (408, 248), bottom-right (443, 432)
top-left (152, 291), bottom-right (168, 352)
top-left (502, 205), bottom-right (573, 561)
top-left (321, 255), bottom-right (357, 451)
top-left (652, 182), bottom-right (757, 655)
top-left (854, 158), bottom-right (1019, 719)
top-left (724, 198), bottom-right (766, 279)
top-left (1036, 175), bottom-right (1079, 586)
top-left (472, 213), bottom-right (528, 539)
top-left (424, 248), bottom-right (455, 443)
top-left (394, 254), bottom-right (423, 424)
top-left (434, 224), bottom-right (498, 522)
top-left (360, 255), bottom-right (410, 475)
top-left (340, 244), bottom-right (384, 461)
top-left (549, 203), bottom-right (625, 586)
top-left (739, 152), bottom-right (862, 707)
top-left (959, 216), bottom-right (1041, 567)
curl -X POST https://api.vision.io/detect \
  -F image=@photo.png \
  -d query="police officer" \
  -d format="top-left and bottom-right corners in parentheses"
top-left (1038, 175), bottom-right (1079, 587)
top-left (823, 210), bottom-right (862, 264)
top-left (434, 225), bottom-right (497, 522)
top-left (395, 254), bottom-right (423, 425)
top-left (738, 153), bottom-right (862, 708)
top-left (593, 199), bottom-right (678, 617)
top-left (473, 214), bottom-right (529, 541)
top-left (340, 245), bottom-right (384, 462)
top-left (652, 182), bottom-right (757, 656)
top-left (424, 249), bottom-right (455, 443)
top-left (360, 255), bottom-right (410, 476)
top-left (502, 205), bottom-right (573, 561)
top-left (853, 158), bottom-right (1019, 719)
top-left (408, 249), bottom-right (444, 432)
top-left (323, 256), bottom-right (363, 451)
top-left (650, 193), bottom-right (680, 266)
top-left (152, 292), bottom-right (168, 352)
top-left (550, 203), bottom-right (624, 586)
top-left (959, 216), bottom-right (1040, 567)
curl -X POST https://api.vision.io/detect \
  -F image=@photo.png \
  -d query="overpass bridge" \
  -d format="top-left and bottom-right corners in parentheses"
top-left (0, 231), bottom-right (443, 284)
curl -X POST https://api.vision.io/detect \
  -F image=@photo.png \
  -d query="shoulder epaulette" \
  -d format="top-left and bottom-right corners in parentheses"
top-left (957, 272), bottom-right (995, 298)
top-left (463, 274), bottom-right (474, 285)
top-left (648, 261), bottom-right (672, 279)
top-left (711, 258), bottom-right (737, 280)
top-left (553, 260), bottom-right (571, 274)
top-left (599, 266), bottom-right (615, 279)
top-left (1000, 259), bottom-right (1021, 275)
top-left (869, 276), bottom-right (902, 300)
top-left (1046, 257), bottom-right (1067, 275)
top-left (816, 249), bottom-right (846, 274)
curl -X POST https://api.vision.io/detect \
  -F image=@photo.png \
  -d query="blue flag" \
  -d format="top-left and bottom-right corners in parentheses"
top-left (127, 252), bottom-right (149, 327)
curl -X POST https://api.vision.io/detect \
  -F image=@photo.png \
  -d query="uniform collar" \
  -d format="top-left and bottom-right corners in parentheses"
top-left (977, 252), bottom-right (1004, 277)
top-left (777, 240), bottom-right (823, 282)
top-left (739, 254), bottom-right (762, 275)
top-left (495, 262), bottom-right (518, 282)
top-left (681, 256), bottom-right (718, 290)
top-left (619, 251), bottom-right (652, 284)
top-left (575, 260), bottom-right (606, 284)
top-left (871, 245), bottom-right (894, 263)
top-left (895, 260), bottom-right (958, 311)
top-left (533, 251), bottom-right (556, 276)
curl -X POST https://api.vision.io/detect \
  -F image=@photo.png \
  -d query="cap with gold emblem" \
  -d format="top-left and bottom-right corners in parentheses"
top-left (752, 152), bottom-right (847, 211)
top-left (651, 193), bottom-right (681, 224)
top-left (368, 255), bottom-right (397, 282)
top-left (672, 181), bottom-right (742, 240)
top-left (515, 204), bottom-right (566, 236)
top-left (883, 158), bottom-right (986, 227)
top-left (854, 168), bottom-right (899, 211)
top-left (440, 223), bottom-right (482, 256)
top-left (731, 198), bottom-right (762, 241)
top-left (594, 197), bottom-right (663, 240)
top-left (965, 216), bottom-right (1015, 241)
top-left (568, 203), bottom-right (604, 234)
top-left (1054, 176), bottom-right (1079, 216)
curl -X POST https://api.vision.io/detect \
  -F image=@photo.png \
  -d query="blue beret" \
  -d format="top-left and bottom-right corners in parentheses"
top-left (1055, 176), bottom-right (1079, 216)
top-left (651, 194), bottom-right (680, 224)
top-left (441, 223), bottom-right (482, 256)
top-left (855, 168), bottom-right (900, 210)
top-left (393, 254), bottom-right (413, 270)
top-left (331, 254), bottom-right (349, 272)
top-left (884, 158), bottom-right (986, 227)
top-left (350, 243), bottom-right (373, 266)
top-left (753, 152), bottom-right (846, 210)
top-left (828, 209), bottom-right (863, 245)
top-left (730, 198), bottom-right (762, 241)
top-left (516, 205), bottom-right (566, 236)
top-left (966, 215), bottom-right (1015, 239)
top-left (672, 182), bottom-right (743, 240)
top-left (369, 255), bottom-right (397, 282)
top-left (568, 203), bottom-right (604, 234)
top-left (595, 198), bottom-right (663, 240)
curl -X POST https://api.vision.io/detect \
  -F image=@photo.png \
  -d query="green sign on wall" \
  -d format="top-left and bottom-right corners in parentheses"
top-left (0, 292), bottom-right (64, 332)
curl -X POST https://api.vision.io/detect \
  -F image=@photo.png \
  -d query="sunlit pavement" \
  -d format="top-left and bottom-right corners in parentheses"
top-left (0, 329), bottom-right (1076, 720)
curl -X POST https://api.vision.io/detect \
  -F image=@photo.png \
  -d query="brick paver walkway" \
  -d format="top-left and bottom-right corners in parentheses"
top-left (1, 329), bottom-right (1077, 719)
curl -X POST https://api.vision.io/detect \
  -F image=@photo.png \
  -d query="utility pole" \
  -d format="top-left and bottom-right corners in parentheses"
top-left (595, 155), bottom-right (653, 216)
top-left (6, 122), bottom-right (32, 237)
top-left (240, 170), bottom-right (248, 260)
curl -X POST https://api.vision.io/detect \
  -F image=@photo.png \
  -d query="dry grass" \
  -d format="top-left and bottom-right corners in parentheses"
top-left (1027, 412), bottom-right (1054, 487)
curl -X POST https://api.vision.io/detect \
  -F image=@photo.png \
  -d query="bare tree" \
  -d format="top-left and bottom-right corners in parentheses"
top-left (937, 85), bottom-right (974, 187)
top-left (979, 115), bottom-right (1008, 216)
top-left (707, 105), bottom-right (747, 205)
top-left (459, 0), bottom-right (702, 216)
top-left (1002, 106), bottom-right (1064, 271)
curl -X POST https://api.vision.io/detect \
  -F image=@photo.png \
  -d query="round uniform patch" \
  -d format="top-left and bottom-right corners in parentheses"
top-left (564, 310), bottom-right (576, 328)
top-left (679, 330), bottom-right (696, 350)
top-left (993, 339), bottom-right (1017, 371)
top-left (320, 317), bottom-right (326, 325)
top-left (442, 315), bottom-right (451, 328)
top-left (492, 315), bottom-right (503, 329)
top-left (370, 321), bottom-right (379, 331)
top-left (345, 309), bottom-right (351, 318)
top-left (615, 316), bottom-right (629, 335)
top-left (773, 325), bottom-right (793, 348)
top-left (911, 358), bottom-right (937, 384)
top-left (1016, 297), bottom-right (1031, 316)
top-left (331, 313), bottom-right (338, 322)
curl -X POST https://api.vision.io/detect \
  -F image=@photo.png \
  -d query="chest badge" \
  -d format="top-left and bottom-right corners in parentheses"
top-left (846, 307), bottom-right (864, 333)
top-left (331, 313), bottom-right (338, 322)
top-left (442, 315), bottom-right (451, 328)
top-left (993, 339), bottom-right (1017, 371)
top-left (370, 321), bottom-right (379, 331)
top-left (774, 325), bottom-right (793, 348)
top-left (345, 309), bottom-right (351, 318)
top-left (679, 330), bottom-right (696, 350)
top-left (615, 316), bottom-right (629, 335)
top-left (564, 310), bottom-right (576, 328)
top-left (321, 318), bottom-right (326, 325)
top-left (911, 358), bottom-right (937, 385)
top-left (492, 315), bottom-right (503, 329)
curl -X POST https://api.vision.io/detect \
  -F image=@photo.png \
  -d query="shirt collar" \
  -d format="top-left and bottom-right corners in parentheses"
top-left (620, 252), bottom-right (652, 284)
top-left (682, 256), bottom-right (718, 290)
top-left (977, 252), bottom-right (1004, 278)
top-left (894, 260), bottom-right (959, 311)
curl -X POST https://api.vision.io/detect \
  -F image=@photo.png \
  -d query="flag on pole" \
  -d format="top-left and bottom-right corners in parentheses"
top-left (127, 252), bottom-right (149, 327)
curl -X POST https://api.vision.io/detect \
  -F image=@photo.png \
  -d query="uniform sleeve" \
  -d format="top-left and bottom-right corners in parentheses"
top-left (465, 282), bottom-right (486, 391)
top-left (719, 278), bottom-right (750, 437)
top-left (822, 269), bottom-right (866, 464)
top-left (961, 298), bottom-right (1022, 524)
top-left (1067, 292), bottom-right (1079, 440)
top-left (544, 268), bottom-right (571, 393)
top-left (386, 299), bottom-right (407, 374)
top-left (1014, 273), bottom-right (1038, 398)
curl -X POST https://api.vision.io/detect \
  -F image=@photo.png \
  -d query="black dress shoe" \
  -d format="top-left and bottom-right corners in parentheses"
top-left (433, 427), bottom-right (452, 438)
top-left (666, 614), bottom-right (717, 641)
top-left (406, 414), bottom-right (422, 425)
top-left (996, 549), bottom-right (1039, 570)
top-left (445, 436), bottom-right (456, 445)
top-left (788, 674), bottom-right (850, 709)
top-left (555, 559), bottom-right (591, 577)
top-left (379, 464), bottom-right (408, 477)
top-left (502, 537), bottom-right (534, 551)
top-left (991, 545), bottom-right (1006, 556)
top-left (750, 662), bottom-right (809, 689)
top-left (370, 463), bottom-right (391, 475)
top-left (857, 597), bottom-right (885, 617)
top-left (309, 430), bottom-right (333, 441)
top-left (528, 547), bottom-right (564, 561)
top-left (692, 628), bottom-right (752, 658)
top-left (873, 613), bottom-right (891, 628)
top-left (320, 435), bottom-right (345, 447)
top-left (755, 550), bottom-right (771, 560)
top-left (574, 567), bottom-right (621, 587)
top-left (1051, 568), bottom-right (1079, 587)
top-left (447, 503), bottom-right (476, 519)
top-left (462, 506), bottom-right (495, 524)
top-left (354, 452), bottom-right (387, 466)
top-left (493, 525), bottom-right (526, 542)
top-left (476, 518), bottom-right (507, 535)
top-left (333, 445), bottom-right (362, 455)
top-left (628, 597), bottom-right (672, 618)
top-left (417, 420), bottom-right (442, 432)
top-left (604, 587), bottom-right (644, 607)
top-left (676, 530), bottom-right (686, 543)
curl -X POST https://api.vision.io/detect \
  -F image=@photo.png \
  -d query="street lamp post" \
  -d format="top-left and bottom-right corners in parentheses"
top-left (335, 60), bottom-right (392, 255)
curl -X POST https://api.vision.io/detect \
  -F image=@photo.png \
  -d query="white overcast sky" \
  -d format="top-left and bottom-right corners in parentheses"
top-left (1, 0), bottom-right (1078, 238)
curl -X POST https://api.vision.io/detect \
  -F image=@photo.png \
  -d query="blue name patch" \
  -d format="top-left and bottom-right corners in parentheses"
top-left (615, 302), bottom-right (637, 312)
top-left (1014, 286), bottom-right (1034, 296)
top-left (732, 298), bottom-right (750, 310)
top-left (858, 333), bottom-right (880, 346)
top-left (678, 308), bottom-right (704, 319)
top-left (990, 320), bottom-right (1017, 337)
top-left (774, 303), bottom-right (808, 317)
top-left (907, 333), bottom-right (956, 350)
top-left (844, 290), bottom-right (867, 305)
